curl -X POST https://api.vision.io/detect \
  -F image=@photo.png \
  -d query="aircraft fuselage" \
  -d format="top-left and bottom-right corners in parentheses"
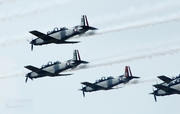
top-left (32, 26), bottom-right (88, 45)
top-left (28, 60), bottom-right (80, 78)
top-left (84, 75), bottom-right (135, 92)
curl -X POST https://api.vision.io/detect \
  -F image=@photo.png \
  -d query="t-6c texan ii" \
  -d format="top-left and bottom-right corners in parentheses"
top-left (79, 66), bottom-right (140, 97)
top-left (29, 15), bottom-right (97, 51)
top-left (24, 50), bottom-right (88, 82)
top-left (150, 75), bottom-right (180, 102)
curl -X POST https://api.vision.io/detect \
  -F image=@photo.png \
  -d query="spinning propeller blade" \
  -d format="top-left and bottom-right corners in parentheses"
top-left (31, 37), bottom-right (34, 51)
top-left (31, 43), bottom-right (33, 51)
top-left (152, 87), bottom-right (157, 102)
top-left (79, 86), bottom-right (85, 97)
top-left (25, 77), bottom-right (28, 83)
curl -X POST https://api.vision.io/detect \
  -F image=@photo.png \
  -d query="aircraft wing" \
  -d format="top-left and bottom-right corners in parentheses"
top-left (157, 75), bottom-right (172, 83)
top-left (153, 84), bottom-right (180, 94)
top-left (29, 30), bottom-right (60, 42)
top-left (81, 82), bottom-right (107, 90)
top-left (24, 65), bottom-right (55, 76)
top-left (25, 65), bottom-right (72, 76)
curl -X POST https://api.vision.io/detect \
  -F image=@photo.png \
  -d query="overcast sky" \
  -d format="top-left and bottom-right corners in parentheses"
top-left (0, 0), bottom-right (180, 114)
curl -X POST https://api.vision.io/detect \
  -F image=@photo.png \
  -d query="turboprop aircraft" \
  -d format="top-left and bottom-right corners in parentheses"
top-left (29, 15), bottom-right (97, 51)
top-left (24, 50), bottom-right (88, 82)
top-left (79, 66), bottom-right (140, 97)
top-left (150, 75), bottom-right (180, 102)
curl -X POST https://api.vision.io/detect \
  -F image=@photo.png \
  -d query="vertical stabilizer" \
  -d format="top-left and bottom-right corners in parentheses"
top-left (81, 15), bottom-right (89, 26)
top-left (73, 50), bottom-right (81, 61)
top-left (85, 15), bottom-right (89, 26)
top-left (124, 66), bottom-right (132, 77)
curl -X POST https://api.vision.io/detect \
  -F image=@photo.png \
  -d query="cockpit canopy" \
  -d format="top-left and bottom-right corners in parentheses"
top-left (41, 61), bottom-right (61, 69)
top-left (171, 74), bottom-right (180, 80)
top-left (95, 76), bottom-right (106, 83)
top-left (95, 76), bottom-right (114, 83)
top-left (168, 78), bottom-right (180, 86)
top-left (47, 27), bottom-right (68, 35)
top-left (107, 76), bottom-right (114, 79)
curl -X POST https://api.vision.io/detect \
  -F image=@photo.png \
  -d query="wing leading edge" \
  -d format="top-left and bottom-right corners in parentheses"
top-left (157, 75), bottom-right (173, 83)
top-left (25, 65), bottom-right (72, 76)
top-left (81, 82), bottom-right (107, 90)
top-left (29, 30), bottom-right (80, 44)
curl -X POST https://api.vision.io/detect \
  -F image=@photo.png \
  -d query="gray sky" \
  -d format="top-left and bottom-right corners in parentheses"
top-left (0, 0), bottom-right (180, 114)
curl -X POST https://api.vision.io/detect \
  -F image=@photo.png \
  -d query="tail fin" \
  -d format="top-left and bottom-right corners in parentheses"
top-left (81, 15), bottom-right (89, 27)
top-left (73, 50), bottom-right (81, 61)
top-left (124, 66), bottom-right (132, 77)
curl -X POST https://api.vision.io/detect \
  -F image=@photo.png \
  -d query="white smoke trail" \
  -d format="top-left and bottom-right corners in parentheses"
top-left (84, 13), bottom-right (180, 37)
top-left (0, 0), bottom-right (19, 4)
top-left (0, 0), bottom-right (74, 21)
top-left (127, 79), bottom-right (157, 86)
top-left (0, 72), bottom-right (23, 79)
top-left (75, 42), bottom-right (180, 70)
top-left (0, 34), bottom-right (29, 46)
top-left (91, 1), bottom-right (180, 26)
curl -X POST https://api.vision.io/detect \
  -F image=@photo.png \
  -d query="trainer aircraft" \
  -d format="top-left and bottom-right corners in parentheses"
top-left (29, 15), bottom-right (97, 50)
top-left (79, 66), bottom-right (140, 97)
top-left (24, 50), bottom-right (88, 82)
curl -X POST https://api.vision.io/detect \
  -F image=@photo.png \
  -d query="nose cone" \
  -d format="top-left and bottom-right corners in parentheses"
top-left (30, 40), bottom-right (35, 44)
top-left (150, 92), bottom-right (155, 95)
top-left (26, 73), bottom-right (33, 80)
top-left (26, 73), bottom-right (30, 77)
top-left (150, 89), bottom-right (158, 96)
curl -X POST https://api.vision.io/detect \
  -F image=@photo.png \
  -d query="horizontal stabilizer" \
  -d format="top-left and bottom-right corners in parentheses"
top-left (131, 76), bottom-right (140, 79)
top-left (50, 73), bottom-right (72, 76)
top-left (57, 41), bottom-right (80, 44)
top-left (79, 60), bottom-right (89, 64)
top-left (88, 26), bottom-right (98, 30)
top-left (80, 26), bottom-right (98, 30)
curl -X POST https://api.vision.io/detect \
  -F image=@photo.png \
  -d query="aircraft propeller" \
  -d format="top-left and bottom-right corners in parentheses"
top-left (79, 86), bottom-right (85, 97)
top-left (152, 87), bottom-right (157, 102)
top-left (25, 76), bottom-right (28, 83)
top-left (82, 90), bottom-right (85, 97)
top-left (30, 37), bottom-right (34, 51)
top-left (25, 73), bottom-right (33, 83)
top-left (31, 43), bottom-right (33, 51)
